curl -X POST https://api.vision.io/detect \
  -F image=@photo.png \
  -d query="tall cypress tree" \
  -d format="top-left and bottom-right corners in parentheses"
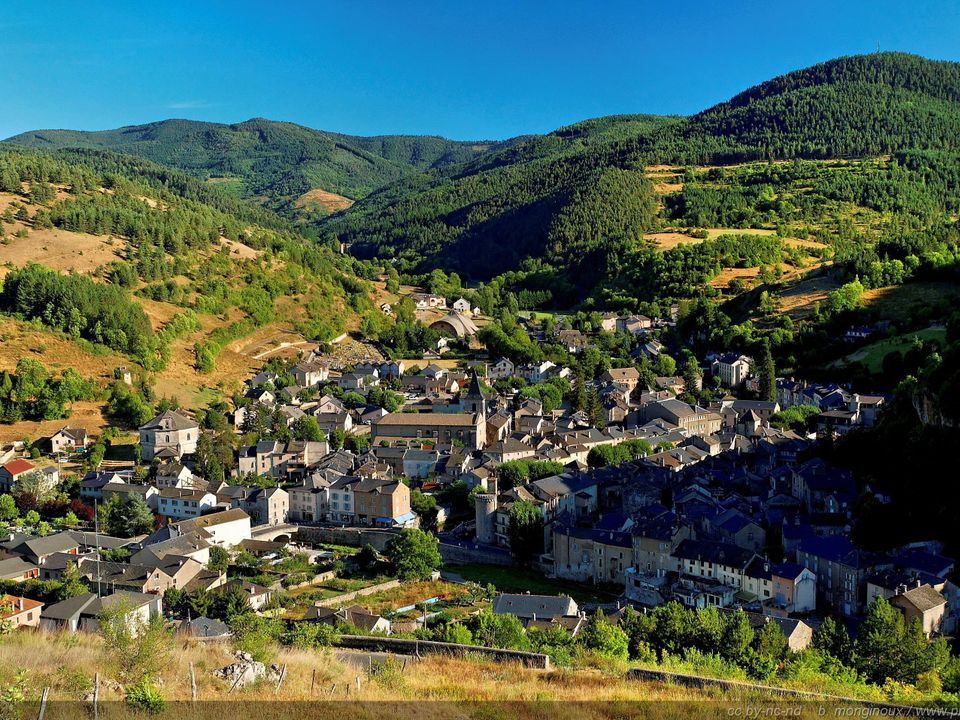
top-left (758, 340), bottom-right (776, 402)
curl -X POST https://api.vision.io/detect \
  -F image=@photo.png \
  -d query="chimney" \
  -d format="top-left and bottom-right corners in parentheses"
top-left (18, 597), bottom-right (23, 611)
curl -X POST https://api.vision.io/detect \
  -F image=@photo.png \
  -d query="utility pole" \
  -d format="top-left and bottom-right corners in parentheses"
top-left (94, 498), bottom-right (101, 597)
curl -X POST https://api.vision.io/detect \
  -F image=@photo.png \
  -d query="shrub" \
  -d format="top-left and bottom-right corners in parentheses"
top-left (578, 610), bottom-right (629, 661)
top-left (125, 678), bottom-right (165, 714)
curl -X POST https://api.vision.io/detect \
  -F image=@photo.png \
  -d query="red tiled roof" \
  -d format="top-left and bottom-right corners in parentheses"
top-left (2, 459), bottom-right (35, 476)
top-left (0, 594), bottom-right (44, 617)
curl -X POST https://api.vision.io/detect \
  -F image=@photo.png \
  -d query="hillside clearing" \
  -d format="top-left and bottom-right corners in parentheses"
top-left (776, 269), bottom-right (842, 319)
top-left (837, 327), bottom-right (947, 372)
top-left (862, 282), bottom-right (960, 324)
top-left (0, 317), bottom-right (124, 380)
top-left (0, 399), bottom-right (108, 445)
top-left (219, 237), bottom-right (262, 259)
top-left (451, 564), bottom-right (618, 604)
top-left (0, 226), bottom-right (121, 278)
top-left (295, 187), bottom-right (355, 215)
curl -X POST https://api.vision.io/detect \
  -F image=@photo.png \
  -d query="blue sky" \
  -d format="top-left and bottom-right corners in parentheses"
top-left (2, 1), bottom-right (960, 140)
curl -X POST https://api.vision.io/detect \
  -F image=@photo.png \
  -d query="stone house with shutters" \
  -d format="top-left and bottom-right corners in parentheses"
top-left (890, 583), bottom-right (948, 638)
top-left (139, 410), bottom-right (199, 462)
top-left (352, 478), bottom-right (413, 528)
top-left (371, 412), bottom-right (487, 450)
top-left (50, 426), bottom-right (89, 455)
top-left (553, 526), bottom-right (634, 586)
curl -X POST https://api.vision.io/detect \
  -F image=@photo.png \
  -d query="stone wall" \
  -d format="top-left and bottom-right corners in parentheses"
top-left (314, 579), bottom-right (402, 608)
top-left (626, 668), bottom-right (933, 714)
top-left (335, 634), bottom-right (550, 669)
top-left (297, 526), bottom-right (398, 551)
top-left (438, 542), bottom-right (513, 566)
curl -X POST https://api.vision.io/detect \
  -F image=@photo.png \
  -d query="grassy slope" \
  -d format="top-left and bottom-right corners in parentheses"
top-left (0, 148), bottom-right (374, 433)
top-left (450, 564), bottom-right (619, 605)
top-left (0, 629), bottom-right (860, 711)
top-left (836, 327), bottom-right (946, 372)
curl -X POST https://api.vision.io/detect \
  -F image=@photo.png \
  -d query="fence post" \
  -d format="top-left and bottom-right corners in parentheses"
top-left (36, 687), bottom-right (49, 720)
top-left (190, 662), bottom-right (197, 704)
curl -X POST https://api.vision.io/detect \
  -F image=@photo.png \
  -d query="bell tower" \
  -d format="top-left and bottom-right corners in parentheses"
top-left (462, 369), bottom-right (487, 419)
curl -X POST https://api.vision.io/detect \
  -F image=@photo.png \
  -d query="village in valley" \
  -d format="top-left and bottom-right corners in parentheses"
top-left (1, 281), bottom-right (952, 689)
top-left (6, 10), bottom-right (960, 708)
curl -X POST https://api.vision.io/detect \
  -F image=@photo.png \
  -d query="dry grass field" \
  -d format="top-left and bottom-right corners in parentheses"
top-left (709, 267), bottom-right (761, 289)
top-left (643, 227), bottom-right (825, 254)
top-left (0, 227), bottom-right (121, 278)
top-left (0, 190), bottom-right (126, 278)
top-left (0, 317), bottom-right (124, 379)
top-left (0, 400), bottom-right (109, 445)
top-left (776, 269), bottom-right (842, 318)
top-left (295, 187), bottom-right (355, 215)
top-left (219, 237), bottom-right (263, 260)
top-left (0, 629), bottom-right (780, 714)
top-left (861, 281), bottom-right (960, 324)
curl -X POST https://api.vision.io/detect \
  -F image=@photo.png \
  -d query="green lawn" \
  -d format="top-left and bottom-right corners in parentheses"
top-left (518, 310), bottom-right (565, 321)
top-left (840, 326), bottom-right (946, 373)
top-left (205, 176), bottom-right (246, 197)
top-left (318, 542), bottom-right (362, 556)
top-left (451, 563), bottom-right (618, 604)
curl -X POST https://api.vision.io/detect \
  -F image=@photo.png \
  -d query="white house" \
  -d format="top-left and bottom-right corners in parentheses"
top-left (488, 357), bottom-right (515, 381)
top-left (713, 353), bottom-right (753, 388)
top-left (156, 488), bottom-right (217, 520)
top-left (327, 476), bottom-right (356, 524)
top-left (453, 298), bottom-right (472, 314)
top-left (177, 508), bottom-right (251, 548)
top-left (50, 427), bottom-right (89, 455)
top-left (292, 361), bottom-right (329, 388)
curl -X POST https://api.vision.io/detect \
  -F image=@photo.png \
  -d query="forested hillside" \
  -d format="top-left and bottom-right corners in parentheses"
top-left (324, 114), bottom-right (672, 288)
top-left (8, 53), bottom-right (960, 390)
top-left (0, 145), bottom-right (387, 426)
top-left (324, 54), bottom-right (960, 291)
top-left (6, 118), bottom-right (508, 218)
top-left (651, 52), bottom-right (960, 163)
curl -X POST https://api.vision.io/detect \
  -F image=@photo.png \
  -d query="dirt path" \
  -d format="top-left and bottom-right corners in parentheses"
top-left (253, 340), bottom-right (313, 360)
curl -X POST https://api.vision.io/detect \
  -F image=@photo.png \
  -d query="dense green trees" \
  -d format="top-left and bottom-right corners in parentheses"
top-left (587, 439), bottom-right (654, 468)
top-left (506, 500), bottom-right (544, 565)
top-left (578, 610), bottom-right (630, 660)
top-left (307, 53), bottom-right (960, 315)
top-left (757, 340), bottom-right (776, 402)
top-left (383, 528), bottom-right (442, 581)
top-left (98, 493), bottom-right (155, 537)
top-left (8, 118), bottom-right (499, 215)
top-left (494, 459), bottom-right (563, 490)
top-left (1, 264), bottom-right (153, 358)
top-left (770, 404), bottom-right (820, 432)
top-left (0, 359), bottom-right (98, 423)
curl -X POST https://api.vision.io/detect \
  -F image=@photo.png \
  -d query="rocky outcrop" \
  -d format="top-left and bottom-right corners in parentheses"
top-left (213, 652), bottom-right (282, 689)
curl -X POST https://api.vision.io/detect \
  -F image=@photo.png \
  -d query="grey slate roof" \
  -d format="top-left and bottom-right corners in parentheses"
top-left (491, 593), bottom-right (579, 619)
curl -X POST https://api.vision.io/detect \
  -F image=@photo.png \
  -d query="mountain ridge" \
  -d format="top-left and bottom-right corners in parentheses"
top-left (9, 52), bottom-right (960, 294)
top-left (5, 117), bottom-right (517, 218)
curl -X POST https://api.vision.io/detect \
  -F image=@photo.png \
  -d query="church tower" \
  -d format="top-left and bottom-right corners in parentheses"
top-left (462, 369), bottom-right (487, 419)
